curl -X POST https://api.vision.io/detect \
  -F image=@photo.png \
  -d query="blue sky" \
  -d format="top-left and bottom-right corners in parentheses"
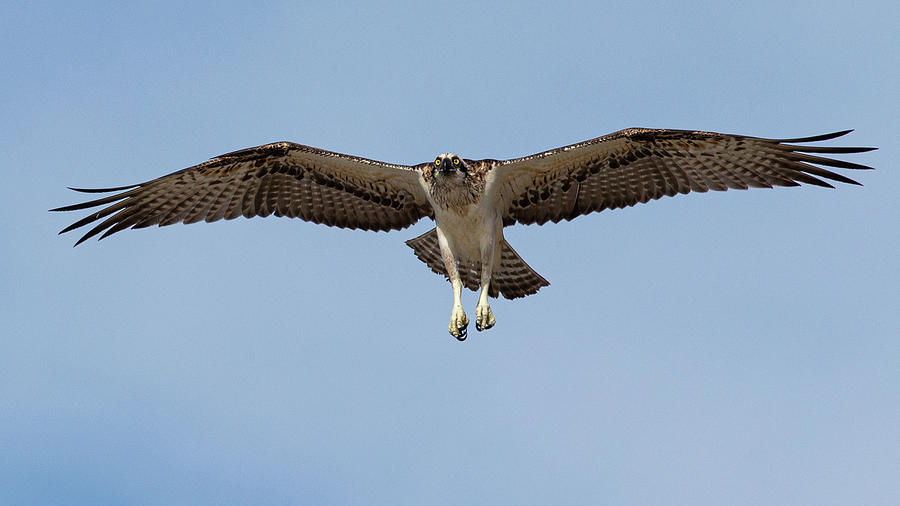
top-left (3, 0), bottom-right (899, 504)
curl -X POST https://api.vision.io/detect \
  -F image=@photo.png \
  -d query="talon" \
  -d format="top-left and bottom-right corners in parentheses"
top-left (449, 322), bottom-right (468, 341)
top-left (475, 304), bottom-right (495, 332)
top-left (448, 306), bottom-right (469, 340)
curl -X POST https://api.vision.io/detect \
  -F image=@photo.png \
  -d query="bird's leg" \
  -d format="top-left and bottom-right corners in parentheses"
top-left (440, 235), bottom-right (468, 340)
top-left (475, 238), bottom-right (496, 332)
top-left (448, 274), bottom-right (468, 340)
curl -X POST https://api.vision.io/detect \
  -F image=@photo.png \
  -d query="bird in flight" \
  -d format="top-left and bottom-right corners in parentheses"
top-left (53, 128), bottom-right (874, 340)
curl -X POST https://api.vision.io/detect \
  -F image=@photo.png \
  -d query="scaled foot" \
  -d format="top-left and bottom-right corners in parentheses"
top-left (448, 305), bottom-right (469, 340)
top-left (475, 302), bottom-right (495, 332)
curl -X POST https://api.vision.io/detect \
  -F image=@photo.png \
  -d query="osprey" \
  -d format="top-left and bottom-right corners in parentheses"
top-left (53, 128), bottom-right (874, 340)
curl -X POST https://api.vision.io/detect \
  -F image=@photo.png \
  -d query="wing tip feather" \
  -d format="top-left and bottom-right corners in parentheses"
top-left (68, 184), bottom-right (141, 193)
top-left (776, 129), bottom-right (854, 143)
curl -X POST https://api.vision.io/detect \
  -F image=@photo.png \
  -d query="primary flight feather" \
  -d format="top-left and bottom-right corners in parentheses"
top-left (52, 128), bottom-right (875, 340)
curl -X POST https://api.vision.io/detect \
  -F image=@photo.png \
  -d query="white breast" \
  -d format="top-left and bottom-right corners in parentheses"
top-left (433, 202), bottom-right (501, 264)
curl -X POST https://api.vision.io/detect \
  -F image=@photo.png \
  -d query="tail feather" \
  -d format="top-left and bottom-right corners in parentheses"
top-left (405, 228), bottom-right (549, 299)
top-left (492, 241), bottom-right (550, 299)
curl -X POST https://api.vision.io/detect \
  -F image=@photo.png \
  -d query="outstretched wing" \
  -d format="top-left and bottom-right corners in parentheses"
top-left (489, 128), bottom-right (875, 225)
top-left (52, 142), bottom-right (433, 245)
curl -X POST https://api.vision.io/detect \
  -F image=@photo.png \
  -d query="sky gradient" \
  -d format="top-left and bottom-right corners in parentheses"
top-left (3, 1), bottom-right (899, 504)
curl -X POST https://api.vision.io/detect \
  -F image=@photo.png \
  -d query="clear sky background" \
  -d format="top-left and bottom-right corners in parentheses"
top-left (2, 1), bottom-right (898, 504)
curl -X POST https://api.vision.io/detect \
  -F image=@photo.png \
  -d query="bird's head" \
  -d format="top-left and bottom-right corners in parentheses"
top-left (425, 152), bottom-right (484, 209)
top-left (432, 153), bottom-right (468, 178)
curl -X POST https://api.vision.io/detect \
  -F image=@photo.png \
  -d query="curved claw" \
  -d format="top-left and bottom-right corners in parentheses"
top-left (475, 304), bottom-right (496, 332)
top-left (448, 306), bottom-right (469, 341)
top-left (449, 322), bottom-right (468, 341)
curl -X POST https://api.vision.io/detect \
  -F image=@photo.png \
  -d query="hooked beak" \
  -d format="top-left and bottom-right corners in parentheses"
top-left (438, 158), bottom-right (454, 174)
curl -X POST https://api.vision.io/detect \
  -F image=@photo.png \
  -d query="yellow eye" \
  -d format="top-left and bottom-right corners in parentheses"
top-left (434, 157), bottom-right (441, 166)
top-left (453, 157), bottom-right (460, 165)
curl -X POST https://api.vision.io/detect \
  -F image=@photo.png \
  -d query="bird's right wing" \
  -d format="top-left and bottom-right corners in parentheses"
top-left (52, 142), bottom-right (434, 245)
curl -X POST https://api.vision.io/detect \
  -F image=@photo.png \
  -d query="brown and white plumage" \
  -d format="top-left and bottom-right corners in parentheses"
top-left (53, 128), bottom-right (875, 340)
top-left (494, 128), bottom-right (872, 226)
top-left (54, 143), bottom-right (433, 244)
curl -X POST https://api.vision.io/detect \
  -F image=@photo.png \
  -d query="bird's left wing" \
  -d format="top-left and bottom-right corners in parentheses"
top-left (52, 142), bottom-right (433, 245)
top-left (487, 128), bottom-right (875, 226)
